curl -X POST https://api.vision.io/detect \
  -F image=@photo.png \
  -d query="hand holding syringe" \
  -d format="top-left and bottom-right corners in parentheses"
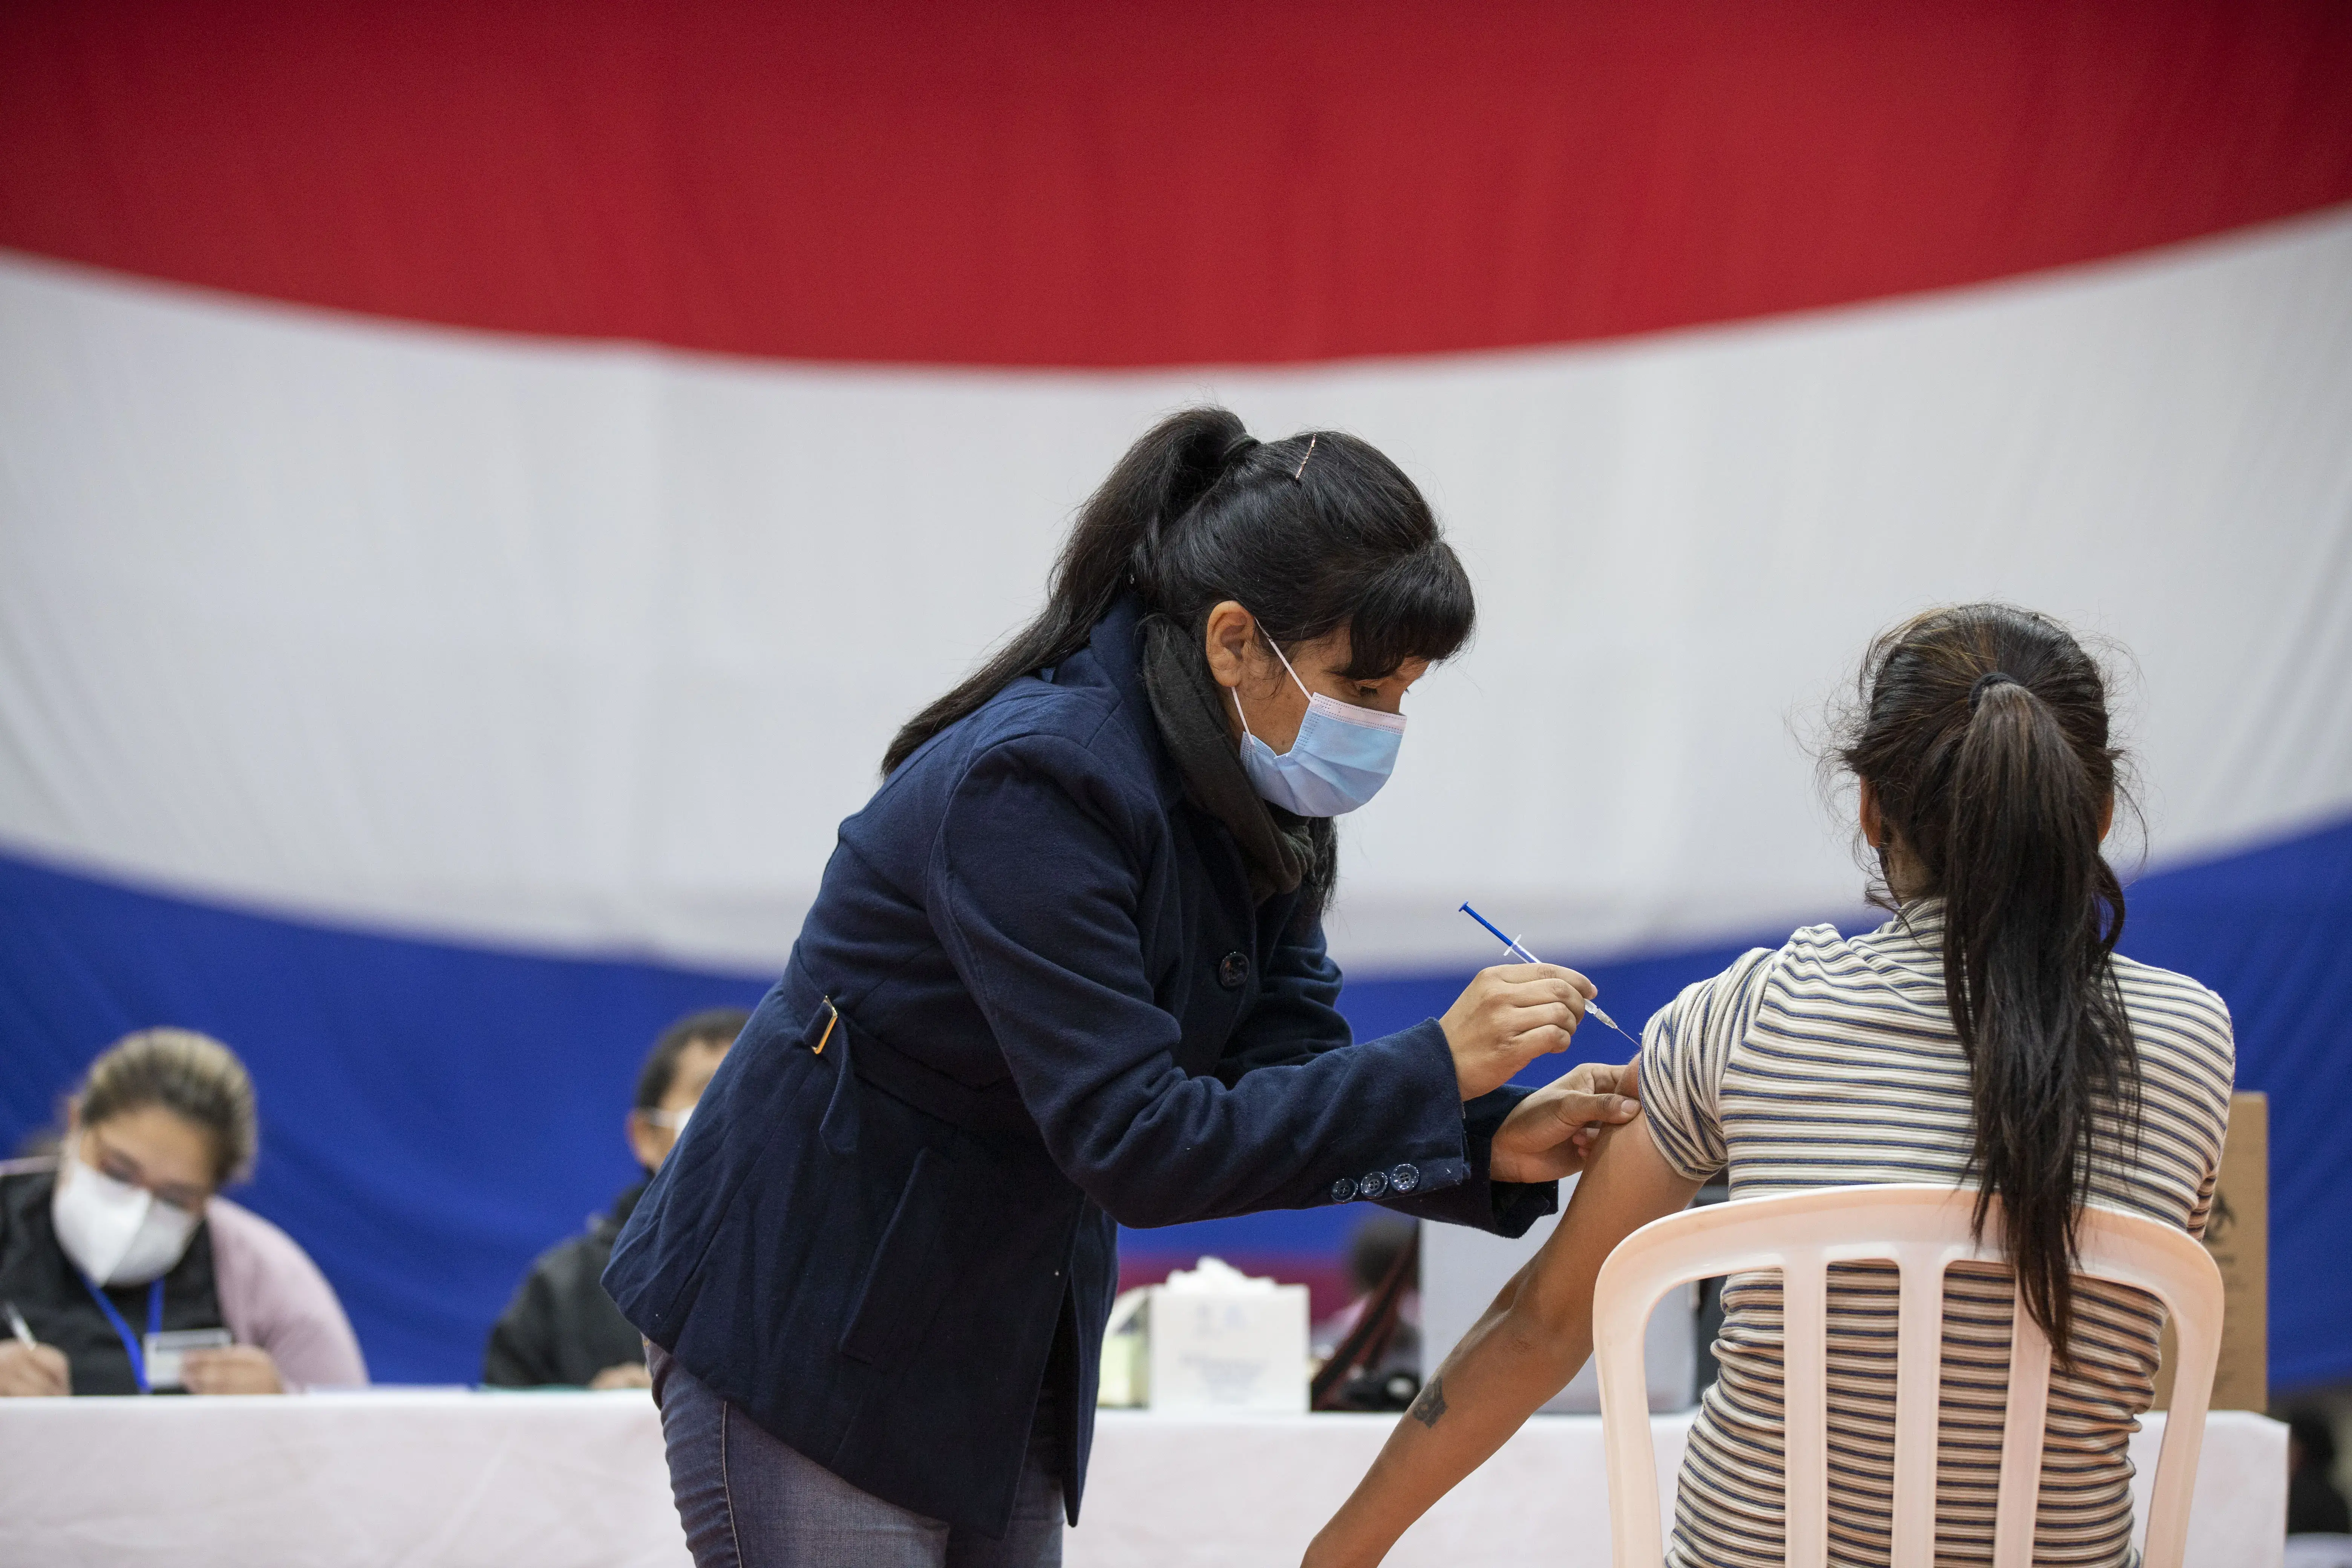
top-left (1458, 902), bottom-right (1643, 1050)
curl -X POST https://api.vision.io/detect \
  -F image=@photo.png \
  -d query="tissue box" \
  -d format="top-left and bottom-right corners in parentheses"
top-left (1099, 1257), bottom-right (1311, 1413)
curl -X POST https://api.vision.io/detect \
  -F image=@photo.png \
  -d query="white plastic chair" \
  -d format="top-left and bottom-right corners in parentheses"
top-left (1593, 1183), bottom-right (2224, 1568)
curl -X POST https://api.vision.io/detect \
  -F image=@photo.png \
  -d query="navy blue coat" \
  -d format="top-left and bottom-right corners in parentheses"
top-left (605, 595), bottom-right (1556, 1536)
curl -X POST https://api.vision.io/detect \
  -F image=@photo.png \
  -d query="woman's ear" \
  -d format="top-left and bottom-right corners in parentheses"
top-left (1859, 778), bottom-right (1885, 849)
top-left (2099, 793), bottom-right (2115, 842)
top-left (1202, 601), bottom-right (1257, 691)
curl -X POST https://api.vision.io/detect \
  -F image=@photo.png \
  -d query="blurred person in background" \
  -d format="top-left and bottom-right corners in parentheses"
top-left (0, 1028), bottom-right (367, 1396)
top-left (1312, 1213), bottom-right (1425, 1414)
top-left (2289, 1407), bottom-right (2351, 1536)
top-left (1312, 1214), bottom-right (1421, 1369)
top-left (482, 1008), bottom-right (745, 1389)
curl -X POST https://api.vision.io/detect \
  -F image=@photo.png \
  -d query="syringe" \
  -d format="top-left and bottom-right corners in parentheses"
top-left (1457, 902), bottom-right (1642, 1049)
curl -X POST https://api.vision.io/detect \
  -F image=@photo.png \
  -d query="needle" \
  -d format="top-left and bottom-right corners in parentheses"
top-left (1457, 902), bottom-right (1642, 1049)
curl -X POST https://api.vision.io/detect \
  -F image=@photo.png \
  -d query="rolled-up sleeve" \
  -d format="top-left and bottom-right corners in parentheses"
top-left (928, 735), bottom-right (1479, 1230)
top-left (1638, 946), bottom-right (1778, 1184)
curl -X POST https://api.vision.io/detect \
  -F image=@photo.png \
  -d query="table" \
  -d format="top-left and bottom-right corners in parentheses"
top-left (1081, 1409), bottom-right (2286, 1568)
top-left (0, 1392), bottom-right (2284, 1567)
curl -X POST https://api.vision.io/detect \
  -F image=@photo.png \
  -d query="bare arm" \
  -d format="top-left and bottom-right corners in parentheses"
top-left (1304, 1115), bottom-right (1704, 1568)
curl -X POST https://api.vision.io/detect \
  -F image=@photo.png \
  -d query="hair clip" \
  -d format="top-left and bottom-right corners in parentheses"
top-left (1292, 434), bottom-right (1318, 482)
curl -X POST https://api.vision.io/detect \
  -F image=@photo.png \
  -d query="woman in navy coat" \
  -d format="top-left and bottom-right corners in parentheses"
top-left (606, 408), bottom-right (1638, 1566)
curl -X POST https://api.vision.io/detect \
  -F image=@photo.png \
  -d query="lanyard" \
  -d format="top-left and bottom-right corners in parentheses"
top-left (78, 1272), bottom-right (164, 1394)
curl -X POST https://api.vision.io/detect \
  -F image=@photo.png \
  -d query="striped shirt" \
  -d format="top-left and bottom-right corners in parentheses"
top-left (1639, 900), bottom-right (2234, 1568)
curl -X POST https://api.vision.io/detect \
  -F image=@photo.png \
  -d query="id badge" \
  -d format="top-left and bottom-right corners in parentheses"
top-left (144, 1328), bottom-right (233, 1390)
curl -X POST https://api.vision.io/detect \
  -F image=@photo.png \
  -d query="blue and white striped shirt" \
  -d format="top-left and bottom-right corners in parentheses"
top-left (1639, 900), bottom-right (2234, 1568)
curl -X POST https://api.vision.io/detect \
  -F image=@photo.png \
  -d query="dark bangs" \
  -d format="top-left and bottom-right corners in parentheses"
top-left (1340, 540), bottom-right (1476, 680)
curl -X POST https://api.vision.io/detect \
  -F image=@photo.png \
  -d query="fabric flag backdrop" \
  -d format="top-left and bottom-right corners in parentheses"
top-left (2, 0), bottom-right (2349, 1389)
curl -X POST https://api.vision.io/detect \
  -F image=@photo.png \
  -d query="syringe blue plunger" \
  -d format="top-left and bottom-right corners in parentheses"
top-left (1456, 902), bottom-right (1640, 1047)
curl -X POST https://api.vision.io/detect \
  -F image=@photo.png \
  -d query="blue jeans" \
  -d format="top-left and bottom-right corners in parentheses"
top-left (649, 1344), bottom-right (1064, 1567)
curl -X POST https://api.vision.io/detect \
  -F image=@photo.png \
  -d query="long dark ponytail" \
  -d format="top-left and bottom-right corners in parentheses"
top-left (883, 406), bottom-right (1474, 775)
top-left (1836, 604), bottom-right (2136, 1359)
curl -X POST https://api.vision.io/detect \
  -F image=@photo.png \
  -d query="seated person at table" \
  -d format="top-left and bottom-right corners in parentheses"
top-left (1312, 1214), bottom-right (1421, 1377)
top-left (1308, 605), bottom-right (2235, 1568)
top-left (0, 1029), bottom-right (369, 1396)
top-left (482, 1008), bottom-right (746, 1389)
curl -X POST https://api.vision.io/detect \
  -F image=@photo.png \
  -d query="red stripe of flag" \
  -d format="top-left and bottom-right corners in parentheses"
top-left (4, 0), bottom-right (2349, 367)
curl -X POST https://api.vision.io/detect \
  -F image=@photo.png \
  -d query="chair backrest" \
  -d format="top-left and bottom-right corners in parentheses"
top-left (1593, 1183), bottom-right (2223, 1568)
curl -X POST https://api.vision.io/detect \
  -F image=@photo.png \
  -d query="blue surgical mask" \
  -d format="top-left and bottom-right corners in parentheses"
top-left (1232, 631), bottom-right (1406, 817)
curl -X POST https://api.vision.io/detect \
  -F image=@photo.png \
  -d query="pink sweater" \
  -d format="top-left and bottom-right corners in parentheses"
top-left (204, 1194), bottom-right (370, 1390)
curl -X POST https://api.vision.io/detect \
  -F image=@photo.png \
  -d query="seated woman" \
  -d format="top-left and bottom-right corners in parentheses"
top-left (0, 1028), bottom-right (368, 1396)
top-left (1309, 605), bottom-right (2234, 1568)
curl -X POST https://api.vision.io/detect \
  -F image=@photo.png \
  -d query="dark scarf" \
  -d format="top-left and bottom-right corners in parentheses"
top-left (1138, 613), bottom-right (1336, 910)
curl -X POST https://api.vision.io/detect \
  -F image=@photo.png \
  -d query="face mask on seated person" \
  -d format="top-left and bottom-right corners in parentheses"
top-left (1231, 627), bottom-right (1407, 818)
top-left (51, 1150), bottom-right (202, 1286)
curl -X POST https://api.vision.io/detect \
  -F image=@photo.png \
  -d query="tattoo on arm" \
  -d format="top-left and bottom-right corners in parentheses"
top-left (1408, 1374), bottom-right (1447, 1428)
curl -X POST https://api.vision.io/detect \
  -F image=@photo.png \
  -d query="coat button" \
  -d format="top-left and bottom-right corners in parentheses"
top-left (1357, 1169), bottom-right (1390, 1200)
top-left (1329, 1176), bottom-right (1358, 1203)
top-left (1389, 1163), bottom-right (1421, 1194)
top-left (1217, 951), bottom-right (1249, 989)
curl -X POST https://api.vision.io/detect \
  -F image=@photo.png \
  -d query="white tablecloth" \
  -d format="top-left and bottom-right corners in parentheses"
top-left (0, 1392), bottom-right (2285, 1568)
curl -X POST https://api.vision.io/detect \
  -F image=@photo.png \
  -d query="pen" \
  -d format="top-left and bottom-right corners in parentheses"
top-left (1458, 902), bottom-right (1642, 1048)
top-left (5, 1300), bottom-right (34, 1349)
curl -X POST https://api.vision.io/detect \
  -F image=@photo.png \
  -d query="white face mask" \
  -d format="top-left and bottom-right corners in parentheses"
top-left (51, 1150), bottom-right (202, 1286)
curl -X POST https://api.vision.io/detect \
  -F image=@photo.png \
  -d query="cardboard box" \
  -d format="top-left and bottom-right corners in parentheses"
top-left (2154, 1090), bottom-right (2266, 1412)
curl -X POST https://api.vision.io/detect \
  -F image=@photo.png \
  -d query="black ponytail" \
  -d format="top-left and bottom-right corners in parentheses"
top-left (1836, 604), bottom-right (2137, 1360)
top-left (883, 407), bottom-right (1474, 774)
